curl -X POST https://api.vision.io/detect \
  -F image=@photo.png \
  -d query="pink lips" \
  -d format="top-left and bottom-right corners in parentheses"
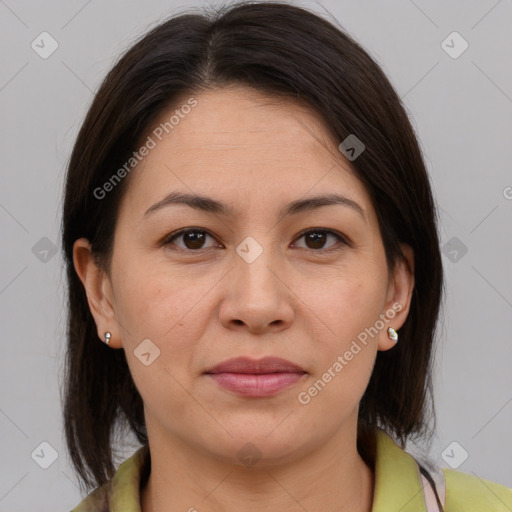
top-left (205, 357), bottom-right (307, 397)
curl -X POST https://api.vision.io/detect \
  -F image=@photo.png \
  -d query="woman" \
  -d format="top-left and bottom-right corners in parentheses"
top-left (62, 2), bottom-right (512, 511)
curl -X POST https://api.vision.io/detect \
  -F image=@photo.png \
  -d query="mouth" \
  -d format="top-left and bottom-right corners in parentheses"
top-left (204, 357), bottom-right (307, 397)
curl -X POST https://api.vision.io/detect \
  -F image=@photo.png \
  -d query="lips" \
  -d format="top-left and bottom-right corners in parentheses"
top-left (205, 356), bottom-right (306, 375)
top-left (205, 357), bottom-right (307, 397)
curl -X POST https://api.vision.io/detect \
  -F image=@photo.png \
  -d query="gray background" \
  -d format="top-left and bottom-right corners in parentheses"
top-left (0, 0), bottom-right (511, 510)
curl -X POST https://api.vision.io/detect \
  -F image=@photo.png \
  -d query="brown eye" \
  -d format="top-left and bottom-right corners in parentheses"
top-left (293, 229), bottom-right (347, 251)
top-left (164, 229), bottom-right (218, 251)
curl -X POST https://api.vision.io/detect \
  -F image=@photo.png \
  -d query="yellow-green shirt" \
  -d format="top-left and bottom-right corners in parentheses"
top-left (71, 429), bottom-right (512, 511)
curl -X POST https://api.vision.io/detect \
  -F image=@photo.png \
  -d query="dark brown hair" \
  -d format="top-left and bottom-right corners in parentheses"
top-left (61, 0), bottom-right (444, 492)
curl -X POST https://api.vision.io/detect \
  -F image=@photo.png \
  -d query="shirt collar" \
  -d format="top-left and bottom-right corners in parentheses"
top-left (372, 428), bottom-right (428, 512)
top-left (109, 444), bottom-right (148, 512)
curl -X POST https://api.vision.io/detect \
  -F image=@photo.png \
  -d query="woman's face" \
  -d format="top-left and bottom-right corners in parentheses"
top-left (75, 84), bottom-right (414, 466)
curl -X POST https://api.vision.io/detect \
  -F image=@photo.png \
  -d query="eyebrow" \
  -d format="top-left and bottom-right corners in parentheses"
top-left (144, 191), bottom-right (366, 222)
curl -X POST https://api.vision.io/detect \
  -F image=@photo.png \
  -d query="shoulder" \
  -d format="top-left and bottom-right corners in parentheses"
top-left (443, 467), bottom-right (512, 511)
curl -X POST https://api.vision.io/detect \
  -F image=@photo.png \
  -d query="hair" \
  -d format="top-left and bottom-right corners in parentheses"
top-left (61, 0), bottom-right (444, 493)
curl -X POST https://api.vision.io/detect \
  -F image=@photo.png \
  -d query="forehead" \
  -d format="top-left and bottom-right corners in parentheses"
top-left (119, 85), bottom-right (374, 221)
top-left (148, 86), bottom-right (338, 162)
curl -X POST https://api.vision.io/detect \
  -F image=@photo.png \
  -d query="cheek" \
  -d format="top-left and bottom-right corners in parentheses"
top-left (112, 254), bottom-right (213, 341)
top-left (296, 266), bottom-right (386, 400)
top-left (300, 268), bottom-right (387, 346)
top-left (113, 263), bottom-right (211, 413)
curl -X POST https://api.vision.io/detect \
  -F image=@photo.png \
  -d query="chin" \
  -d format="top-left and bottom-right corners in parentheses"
top-left (200, 423), bottom-right (309, 467)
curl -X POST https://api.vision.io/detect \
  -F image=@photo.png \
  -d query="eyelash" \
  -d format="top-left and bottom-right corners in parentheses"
top-left (162, 227), bottom-right (349, 253)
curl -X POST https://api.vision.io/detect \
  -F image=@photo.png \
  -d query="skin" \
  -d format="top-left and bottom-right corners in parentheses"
top-left (74, 84), bottom-right (414, 512)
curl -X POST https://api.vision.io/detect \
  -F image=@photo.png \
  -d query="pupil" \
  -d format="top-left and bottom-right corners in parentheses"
top-left (185, 231), bottom-right (204, 249)
top-left (307, 232), bottom-right (325, 249)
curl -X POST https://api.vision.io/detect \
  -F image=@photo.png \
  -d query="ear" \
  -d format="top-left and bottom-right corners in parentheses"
top-left (73, 238), bottom-right (122, 349)
top-left (378, 243), bottom-right (415, 352)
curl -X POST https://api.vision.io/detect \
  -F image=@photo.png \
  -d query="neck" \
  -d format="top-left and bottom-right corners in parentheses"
top-left (140, 422), bottom-right (375, 512)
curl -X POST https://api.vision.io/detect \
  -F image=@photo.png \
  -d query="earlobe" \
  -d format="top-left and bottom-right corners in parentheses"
top-left (72, 238), bottom-right (121, 348)
top-left (378, 243), bottom-right (415, 352)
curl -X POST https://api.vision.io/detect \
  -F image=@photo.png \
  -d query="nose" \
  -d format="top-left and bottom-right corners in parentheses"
top-left (218, 242), bottom-right (294, 334)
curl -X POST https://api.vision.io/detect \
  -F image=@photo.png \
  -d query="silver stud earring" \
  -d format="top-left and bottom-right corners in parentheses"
top-left (387, 327), bottom-right (398, 342)
top-left (104, 332), bottom-right (111, 345)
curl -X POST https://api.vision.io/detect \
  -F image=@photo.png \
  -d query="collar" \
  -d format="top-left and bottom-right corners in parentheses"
top-left (109, 444), bottom-right (148, 512)
top-left (372, 428), bottom-right (429, 512)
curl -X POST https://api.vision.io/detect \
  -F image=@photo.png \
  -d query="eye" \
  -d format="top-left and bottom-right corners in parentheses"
top-left (163, 228), bottom-right (220, 251)
top-left (292, 229), bottom-right (348, 251)
top-left (163, 227), bottom-right (348, 253)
